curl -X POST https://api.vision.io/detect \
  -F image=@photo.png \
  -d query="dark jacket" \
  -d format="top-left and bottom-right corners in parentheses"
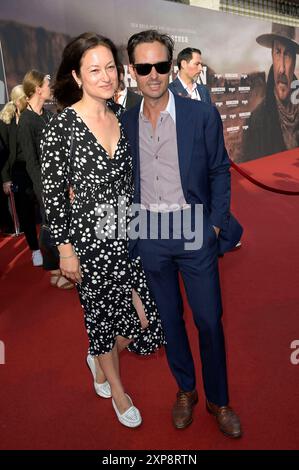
top-left (122, 94), bottom-right (242, 256)
top-left (169, 76), bottom-right (212, 104)
top-left (126, 89), bottom-right (142, 110)
top-left (1, 117), bottom-right (20, 182)
top-left (0, 120), bottom-right (9, 175)
top-left (17, 108), bottom-right (52, 204)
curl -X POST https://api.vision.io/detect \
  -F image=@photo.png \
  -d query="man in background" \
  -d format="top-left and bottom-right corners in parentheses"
top-left (169, 47), bottom-right (211, 103)
top-left (170, 47), bottom-right (241, 250)
top-left (114, 64), bottom-right (142, 110)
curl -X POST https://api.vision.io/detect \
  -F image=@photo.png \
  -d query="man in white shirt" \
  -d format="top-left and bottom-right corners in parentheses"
top-left (169, 47), bottom-right (211, 103)
top-left (170, 47), bottom-right (242, 251)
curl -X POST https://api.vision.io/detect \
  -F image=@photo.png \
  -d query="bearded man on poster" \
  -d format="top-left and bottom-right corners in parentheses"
top-left (242, 23), bottom-right (299, 162)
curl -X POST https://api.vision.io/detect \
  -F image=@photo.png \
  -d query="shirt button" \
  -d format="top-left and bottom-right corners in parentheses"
top-left (155, 155), bottom-right (158, 159)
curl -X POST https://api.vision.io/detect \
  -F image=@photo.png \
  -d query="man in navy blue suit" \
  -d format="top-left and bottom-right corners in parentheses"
top-left (169, 47), bottom-right (211, 103)
top-left (170, 47), bottom-right (242, 253)
top-left (122, 30), bottom-right (242, 438)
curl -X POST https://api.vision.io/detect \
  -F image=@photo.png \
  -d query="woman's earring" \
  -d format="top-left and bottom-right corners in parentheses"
top-left (78, 82), bottom-right (82, 89)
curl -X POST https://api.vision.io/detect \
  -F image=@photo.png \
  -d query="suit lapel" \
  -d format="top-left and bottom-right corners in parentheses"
top-left (126, 95), bottom-right (195, 203)
top-left (127, 105), bottom-right (141, 203)
top-left (196, 84), bottom-right (204, 101)
top-left (173, 77), bottom-right (189, 97)
top-left (174, 94), bottom-right (194, 196)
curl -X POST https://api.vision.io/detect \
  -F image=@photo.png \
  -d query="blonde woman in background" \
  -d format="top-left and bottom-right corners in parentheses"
top-left (17, 69), bottom-right (73, 288)
top-left (1, 84), bottom-right (43, 265)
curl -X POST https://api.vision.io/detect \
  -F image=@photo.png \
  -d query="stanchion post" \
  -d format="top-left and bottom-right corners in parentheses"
top-left (8, 189), bottom-right (20, 236)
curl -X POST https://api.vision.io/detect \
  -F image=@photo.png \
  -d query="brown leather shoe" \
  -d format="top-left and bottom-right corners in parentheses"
top-left (172, 390), bottom-right (198, 429)
top-left (206, 400), bottom-right (242, 438)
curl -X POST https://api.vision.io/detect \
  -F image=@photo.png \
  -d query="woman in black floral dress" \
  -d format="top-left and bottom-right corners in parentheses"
top-left (41, 33), bottom-right (164, 428)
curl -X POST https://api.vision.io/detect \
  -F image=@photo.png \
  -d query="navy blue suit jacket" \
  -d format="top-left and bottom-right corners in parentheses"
top-left (169, 76), bottom-right (212, 104)
top-left (121, 93), bottom-right (242, 255)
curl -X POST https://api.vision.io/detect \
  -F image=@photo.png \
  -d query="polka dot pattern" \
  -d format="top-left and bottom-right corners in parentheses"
top-left (41, 105), bottom-right (165, 355)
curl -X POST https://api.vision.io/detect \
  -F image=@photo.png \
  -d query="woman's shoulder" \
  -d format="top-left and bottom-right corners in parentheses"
top-left (46, 107), bottom-right (75, 127)
top-left (19, 109), bottom-right (45, 130)
top-left (18, 110), bottom-right (36, 134)
top-left (18, 109), bottom-right (32, 123)
top-left (107, 99), bottom-right (124, 119)
top-left (0, 118), bottom-right (9, 133)
top-left (43, 108), bottom-right (76, 144)
top-left (0, 119), bottom-right (9, 145)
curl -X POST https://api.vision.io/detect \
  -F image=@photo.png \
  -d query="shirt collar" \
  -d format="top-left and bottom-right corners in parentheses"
top-left (177, 73), bottom-right (197, 93)
top-left (140, 89), bottom-right (176, 123)
top-left (118, 88), bottom-right (127, 98)
top-left (117, 88), bottom-right (127, 106)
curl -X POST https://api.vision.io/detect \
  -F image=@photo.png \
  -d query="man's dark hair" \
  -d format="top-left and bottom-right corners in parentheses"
top-left (116, 63), bottom-right (125, 91)
top-left (127, 30), bottom-right (174, 64)
top-left (177, 47), bottom-right (202, 70)
top-left (117, 63), bottom-right (125, 77)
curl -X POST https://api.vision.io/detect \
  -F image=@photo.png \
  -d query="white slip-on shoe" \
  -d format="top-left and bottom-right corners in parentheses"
top-left (112, 394), bottom-right (142, 428)
top-left (32, 249), bottom-right (43, 266)
top-left (86, 354), bottom-right (111, 398)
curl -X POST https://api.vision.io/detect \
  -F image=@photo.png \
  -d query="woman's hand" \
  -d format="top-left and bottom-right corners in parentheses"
top-left (3, 181), bottom-right (12, 195)
top-left (69, 186), bottom-right (75, 204)
top-left (213, 225), bottom-right (220, 238)
top-left (60, 254), bottom-right (82, 284)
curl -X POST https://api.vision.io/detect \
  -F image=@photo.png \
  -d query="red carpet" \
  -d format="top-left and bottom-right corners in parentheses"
top-left (1, 152), bottom-right (299, 450)
top-left (237, 148), bottom-right (299, 193)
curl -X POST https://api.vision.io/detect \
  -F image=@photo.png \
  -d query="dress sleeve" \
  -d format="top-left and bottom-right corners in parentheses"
top-left (41, 113), bottom-right (73, 246)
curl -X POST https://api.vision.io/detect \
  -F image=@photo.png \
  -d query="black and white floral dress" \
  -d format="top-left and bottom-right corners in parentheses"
top-left (41, 104), bottom-right (165, 356)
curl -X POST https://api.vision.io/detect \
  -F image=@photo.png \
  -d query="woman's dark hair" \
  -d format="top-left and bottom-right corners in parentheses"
top-left (117, 63), bottom-right (125, 78)
top-left (127, 30), bottom-right (174, 64)
top-left (54, 32), bottom-right (120, 109)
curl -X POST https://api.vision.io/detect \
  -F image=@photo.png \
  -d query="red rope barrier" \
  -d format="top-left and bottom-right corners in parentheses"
top-left (230, 159), bottom-right (299, 196)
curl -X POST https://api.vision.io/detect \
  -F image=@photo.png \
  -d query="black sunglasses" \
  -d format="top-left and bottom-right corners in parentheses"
top-left (133, 61), bottom-right (172, 76)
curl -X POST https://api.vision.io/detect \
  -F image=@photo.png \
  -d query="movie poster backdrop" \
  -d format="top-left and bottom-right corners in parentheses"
top-left (0, 0), bottom-right (298, 161)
